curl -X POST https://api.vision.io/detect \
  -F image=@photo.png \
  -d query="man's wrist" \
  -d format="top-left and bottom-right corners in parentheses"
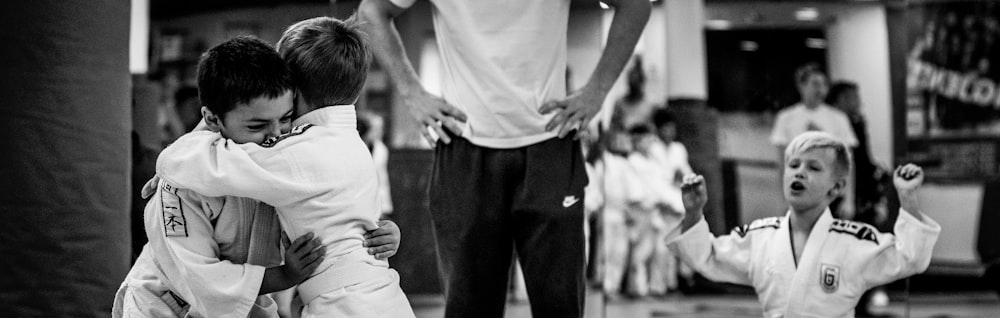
top-left (583, 80), bottom-right (611, 100)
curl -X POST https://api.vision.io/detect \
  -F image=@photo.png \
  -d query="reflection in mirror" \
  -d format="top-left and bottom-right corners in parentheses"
top-left (583, 0), bottom-right (999, 317)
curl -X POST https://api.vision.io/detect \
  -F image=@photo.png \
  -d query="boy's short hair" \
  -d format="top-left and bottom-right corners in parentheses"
top-left (277, 16), bottom-right (371, 107)
top-left (196, 36), bottom-right (294, 117)
top-left (825, 81), bottom-right (858, 105)
top-left (784, 131), bottom-right (853, 179)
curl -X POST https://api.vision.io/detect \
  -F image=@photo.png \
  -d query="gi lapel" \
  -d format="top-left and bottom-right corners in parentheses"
top-left (762, 212), bottom-right (796, 314)
top-left (784, 209), bottom-right (835, 314)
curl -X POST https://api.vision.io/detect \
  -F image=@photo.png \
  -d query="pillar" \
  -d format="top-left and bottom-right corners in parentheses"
top-left (0, 1), bottom-right (132, 316)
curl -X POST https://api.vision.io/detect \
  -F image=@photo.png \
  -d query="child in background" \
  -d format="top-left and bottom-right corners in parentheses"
top-left (645, 108), bottom-right (694, 294)
top-left (593, 130), bottom-right (646, 297)
top-left (670, 132), bottom-right (940, 317)
top-left (623, 124), bottom-right (678, 297)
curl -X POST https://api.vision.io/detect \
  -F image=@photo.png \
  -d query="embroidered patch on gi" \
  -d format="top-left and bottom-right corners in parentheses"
top-left (820, 263), bottom-right (840, 293)
top-left (830, 219), bottom-right (879, 244)
top-left (261, 124), bottom-right (314, 148)
top-left (160, 183), bottom-right (188, 237)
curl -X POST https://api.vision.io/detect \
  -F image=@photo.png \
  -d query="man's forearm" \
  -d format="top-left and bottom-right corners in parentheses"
top-left (359, 1), bottom-right (424, 97)
top-left (584, 0), bottom-right (651, 95)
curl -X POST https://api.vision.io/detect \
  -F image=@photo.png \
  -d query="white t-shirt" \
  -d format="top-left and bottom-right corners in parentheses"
top-left (391, 0), bottom-right (569, 148)
top-left (770, 103), bottom-right (858, 147)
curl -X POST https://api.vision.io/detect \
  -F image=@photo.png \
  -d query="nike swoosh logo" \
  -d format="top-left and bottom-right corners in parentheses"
top-left (562, 196), bottom-right (580, 208)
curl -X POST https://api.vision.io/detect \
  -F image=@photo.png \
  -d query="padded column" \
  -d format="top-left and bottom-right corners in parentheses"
top-left (0, 1), bottom-right (132, 316)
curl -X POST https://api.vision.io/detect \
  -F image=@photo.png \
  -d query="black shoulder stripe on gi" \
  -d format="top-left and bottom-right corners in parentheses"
top-left (261, 124), bottom-right (314, 148)
top-left (733, 217), bottom-right (781, 238)
top-left (829, 219), bottom-right (879, 245)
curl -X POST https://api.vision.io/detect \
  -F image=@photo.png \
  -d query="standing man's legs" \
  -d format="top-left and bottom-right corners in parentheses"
top-left (513, 136), bottom-right (588, 318)
top-left (429, 136), bottom-right (521, 318)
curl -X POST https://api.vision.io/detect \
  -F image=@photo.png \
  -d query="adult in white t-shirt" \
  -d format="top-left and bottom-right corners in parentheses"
top-left (360, 1), bottom-right (651, 317)
top-left (770, 64), bottom-right (858, 149)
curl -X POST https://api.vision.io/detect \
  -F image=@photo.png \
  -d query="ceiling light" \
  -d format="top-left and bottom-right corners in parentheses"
top-left (795, 7), bottom-right (819, 21)
top-left (706, 19), bottom-right (732, 30)
top-left (805, 38), bottom-right (827, 49)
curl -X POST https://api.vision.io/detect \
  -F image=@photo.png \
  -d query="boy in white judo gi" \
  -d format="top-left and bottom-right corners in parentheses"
top-left (671, 131), bottom-right (940, 317)
top-left (113, 36), bottom-right (401, 318)
top-left (155, 17), bottom-right (415, 317)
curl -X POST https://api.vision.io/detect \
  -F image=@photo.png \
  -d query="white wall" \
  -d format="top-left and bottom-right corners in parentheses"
top-left (826, 4), bottom-right (893, 165)
top-left (919, 184), bottom-right (983, 263)
top-left (664, 0), bottom-right (707, 100)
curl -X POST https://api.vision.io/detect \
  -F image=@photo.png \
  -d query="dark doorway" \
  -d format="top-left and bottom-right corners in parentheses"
top-left (706, 29), bottom-right (827, 113)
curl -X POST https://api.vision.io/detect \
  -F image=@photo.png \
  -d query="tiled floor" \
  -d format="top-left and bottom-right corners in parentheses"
top-left (411, 290), bottom-right (1000, 318)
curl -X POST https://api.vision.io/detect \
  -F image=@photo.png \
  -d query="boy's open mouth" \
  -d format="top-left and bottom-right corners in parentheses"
top-left (790, 181), bottom-right (806, 192)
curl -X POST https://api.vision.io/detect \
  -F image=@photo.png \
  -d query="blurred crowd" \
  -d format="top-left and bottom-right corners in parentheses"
top-left (579, 57), bottom-right (695, 299)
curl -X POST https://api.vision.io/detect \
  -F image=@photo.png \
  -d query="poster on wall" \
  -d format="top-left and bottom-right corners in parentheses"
top-left (905, 0), bottom-right (1000, 180)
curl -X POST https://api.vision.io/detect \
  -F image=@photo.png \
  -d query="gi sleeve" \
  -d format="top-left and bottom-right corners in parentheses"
top-left (155, 131), bottom-right (318, 208)
top-left (668, 217), bottom-right (754, 286)
top-left (861, 209), bottom-right (941, 287)
top-left (145, 185), bottom-right (266, 318)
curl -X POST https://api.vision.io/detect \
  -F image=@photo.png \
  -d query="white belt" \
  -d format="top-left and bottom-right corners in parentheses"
top-left (296, 248), bottom-right (390, 303)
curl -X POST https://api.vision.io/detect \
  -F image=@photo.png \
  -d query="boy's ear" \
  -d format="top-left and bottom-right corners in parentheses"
top-left (294, 91), bottom-right (309, 117)
top-left (201, 107), bottom-right (223, 132)
top-left (828, 179), bottom-right (847, 198)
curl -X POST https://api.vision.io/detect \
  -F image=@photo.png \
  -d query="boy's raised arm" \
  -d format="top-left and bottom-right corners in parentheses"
top-left (862, 164), bottom-right (941, 286)
top-left (155, 131), bottom-right (312, 207)
top-left (669, 174), bottom-right (753, 286)
top-left (894, 164), bottom-right (928, 222)
top-left (680, 175), bottom-right (708, 232)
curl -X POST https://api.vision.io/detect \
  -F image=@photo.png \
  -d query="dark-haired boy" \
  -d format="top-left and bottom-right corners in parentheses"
top-left (156, 18), bottom-right (414, 317)
top-left (113, 36), bottom-right (400, 318)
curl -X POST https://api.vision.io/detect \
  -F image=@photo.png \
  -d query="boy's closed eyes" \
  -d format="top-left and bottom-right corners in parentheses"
top-left (202, 90), bottom-right (295, 145)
